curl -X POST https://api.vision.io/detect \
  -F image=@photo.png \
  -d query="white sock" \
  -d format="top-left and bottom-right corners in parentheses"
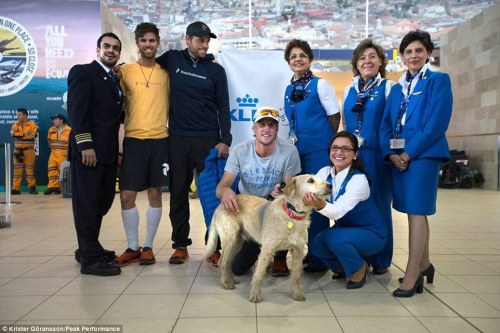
top-left (121, 206), bottom-right (140, 251)
top-left (144, 206), bottom-right (162, 249)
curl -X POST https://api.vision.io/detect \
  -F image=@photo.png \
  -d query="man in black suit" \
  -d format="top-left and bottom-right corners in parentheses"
top-left (67, 32), bottom-right (123, 276)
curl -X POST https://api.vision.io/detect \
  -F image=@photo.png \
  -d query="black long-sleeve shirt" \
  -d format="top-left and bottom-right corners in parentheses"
top-left (157, 49), bottom-right (232, 146)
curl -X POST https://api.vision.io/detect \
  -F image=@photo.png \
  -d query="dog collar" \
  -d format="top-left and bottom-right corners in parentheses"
top-left (282, 199), bottom-right (306, 221)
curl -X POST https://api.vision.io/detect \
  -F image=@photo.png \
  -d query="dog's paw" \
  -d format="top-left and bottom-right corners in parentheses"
top-left (292, 292), bottom-right (306, 302)
top-left (221, 281), bottom-right (235, 290)
top-left (249, 293), bottom-right (263, 303)
top-left (232, 277), bottom-right (240, 285)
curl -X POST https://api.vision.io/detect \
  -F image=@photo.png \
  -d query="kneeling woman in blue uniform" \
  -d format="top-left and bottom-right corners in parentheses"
top-left (304, 131), bottom-right (387, 289)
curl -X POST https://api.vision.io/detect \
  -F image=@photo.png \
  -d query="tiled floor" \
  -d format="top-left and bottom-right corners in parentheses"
top-left (0, 188), bottom-right (499, 332)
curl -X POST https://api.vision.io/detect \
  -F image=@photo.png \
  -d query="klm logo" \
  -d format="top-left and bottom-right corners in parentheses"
top-left (230, 94), bottom-right (259, 122)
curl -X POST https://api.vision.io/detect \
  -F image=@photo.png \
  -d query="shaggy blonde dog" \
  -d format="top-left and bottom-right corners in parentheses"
top-left (204, 174), bottom-right (332, 303)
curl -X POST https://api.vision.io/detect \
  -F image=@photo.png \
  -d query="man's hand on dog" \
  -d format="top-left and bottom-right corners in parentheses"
top-left (270, 182), bottom-right (285, 199)
top-left (221, 188), bottom-right (240, 212)
top-left (303, 192), bottom-right (326, 210)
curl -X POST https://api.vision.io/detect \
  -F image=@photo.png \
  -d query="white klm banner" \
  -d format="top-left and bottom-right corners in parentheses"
top-left (217, 49), bottom-right (291, 146)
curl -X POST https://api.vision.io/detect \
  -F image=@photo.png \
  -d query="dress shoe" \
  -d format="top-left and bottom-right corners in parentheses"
top-left (29, 186), bottom-right (38, 194)
top-left (11, 189), bottom-right (21, 195)
top-left (372, 267), bottom-right (388, 275)
top-left (346, 263), bottom-right (368, 289)
top-left (81, 260), bottom-right (121, 276)
top-left (393, 274), bottom-right (424, 297)
top-left (331, 271), bottom-right (346, 280)
top-left (74, 249), bottom-right (117, 264)
top-left (398, 263), bottom-right (435, 284)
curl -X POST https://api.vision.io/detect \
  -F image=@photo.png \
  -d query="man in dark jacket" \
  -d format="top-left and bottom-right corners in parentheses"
top-left (157, 22), bottom-right (231, 264)
top-left (67, 32), bottom-right (123, 276)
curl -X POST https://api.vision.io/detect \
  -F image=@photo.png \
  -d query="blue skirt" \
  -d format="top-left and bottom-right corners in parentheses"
top-left (392, 158), bottom-right (440, 215)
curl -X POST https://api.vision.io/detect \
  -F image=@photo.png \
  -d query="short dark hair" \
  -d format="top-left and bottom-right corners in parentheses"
top-left (97, 32), bottom-right (122, 51)
top-left (328, 131), bottom-right (365, 173)
top-left (351, 39), bottom-right (388, 78)
top-left (134, 22), bottom-right (160, 42)
top-left (284, 39), bottom-right (314, 62)
top-left (17, 108), bottom-right (28, 116)
top-left (399, 30), bottom-right (434, 58)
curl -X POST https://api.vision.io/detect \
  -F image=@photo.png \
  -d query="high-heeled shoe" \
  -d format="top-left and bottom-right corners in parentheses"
top-left (421, 263), bottom-right (435, 283)
top-left (398, 263), bottom-right (435, 284)
top-left (346, 263), bottom-right (368, 289)
top-left (393, 274), bottom-right (424, 297)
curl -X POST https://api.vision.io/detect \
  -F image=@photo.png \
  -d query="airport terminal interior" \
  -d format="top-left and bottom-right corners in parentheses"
top-left (0, 189), bottom-right (500, 332)
top-left (1, 0), bottom-right (500, 332)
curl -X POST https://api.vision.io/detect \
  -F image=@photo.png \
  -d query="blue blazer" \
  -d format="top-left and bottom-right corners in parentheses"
top-left (380, 69), bottom-right (453, 161)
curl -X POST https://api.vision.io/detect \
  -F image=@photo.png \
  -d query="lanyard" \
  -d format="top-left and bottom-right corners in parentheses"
top-left (289, 80), bottom-right (312, 132)
top-left (326, 171), bottom-right (350, 203)
top-left (290, 103), bottom-right (296, 132)
top-left (395, 73), bottom-right (418, 138)
top-left (350, 78), bottom-right (377, 134)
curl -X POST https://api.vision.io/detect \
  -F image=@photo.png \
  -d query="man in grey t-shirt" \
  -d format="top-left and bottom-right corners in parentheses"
top-left (216, 106), bottom-right (301, 276)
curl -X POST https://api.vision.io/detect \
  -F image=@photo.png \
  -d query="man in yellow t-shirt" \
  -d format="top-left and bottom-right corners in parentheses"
top-left (44, 114), bottom-right (71, 195)
top-left (11, 108), bottom-right (38, 195)
top-left (115, 22), bottom-right (169, 266)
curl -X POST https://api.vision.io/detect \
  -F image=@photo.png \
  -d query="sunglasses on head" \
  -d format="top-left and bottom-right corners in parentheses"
top-left (257, 109), bottom-right (279, 117)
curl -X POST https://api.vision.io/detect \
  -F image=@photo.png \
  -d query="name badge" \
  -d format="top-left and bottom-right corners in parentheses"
top-left (390, 139), bottom-right (405, 149)
top-left (288, 130), bottom-right (298, 145)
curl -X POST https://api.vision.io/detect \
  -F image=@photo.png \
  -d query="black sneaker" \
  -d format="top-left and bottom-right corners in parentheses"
top-left (43, 187), bottom-right (59, 195)
top-left (74, 249), bottom-right (117, 264)
top-left (81, 260), bottom-right (121, 276)
top-left (11, 189), bottom-right (21, 195)
top-left (29, 186), bottom-right (38, 194)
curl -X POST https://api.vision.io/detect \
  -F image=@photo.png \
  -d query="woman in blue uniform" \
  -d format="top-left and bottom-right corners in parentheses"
top-left (380, 30), bottom-right (453, 297)
top-left (283, 39), bottom-right (341, 272)
top-left (304, 131), bottom-right (387, 289)
top-left (342, 39), bottom-right (395, 275)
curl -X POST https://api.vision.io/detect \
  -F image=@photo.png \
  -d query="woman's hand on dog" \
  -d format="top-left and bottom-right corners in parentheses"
top-left (221, 188), bottom-right (240, 212)
top-left (303, 192), bottom-right (327, 210)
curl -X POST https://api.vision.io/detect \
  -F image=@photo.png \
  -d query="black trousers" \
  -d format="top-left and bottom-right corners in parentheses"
top-left (232, 240), bottom-right (288, 276)
top-left (71, 154), bottom-right (117, 266)
top-left (168, 135), bottom-right (219, 249)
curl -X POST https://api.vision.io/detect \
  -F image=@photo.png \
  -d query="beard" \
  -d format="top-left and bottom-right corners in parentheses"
top-left (100, 54), bottom-right (119, 68)
top-left (189, 47), bottom-right (206, 59)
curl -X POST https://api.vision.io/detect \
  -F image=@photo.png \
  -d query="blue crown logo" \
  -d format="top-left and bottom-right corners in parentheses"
top-left (236, 94), bottom-right (259, 107)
